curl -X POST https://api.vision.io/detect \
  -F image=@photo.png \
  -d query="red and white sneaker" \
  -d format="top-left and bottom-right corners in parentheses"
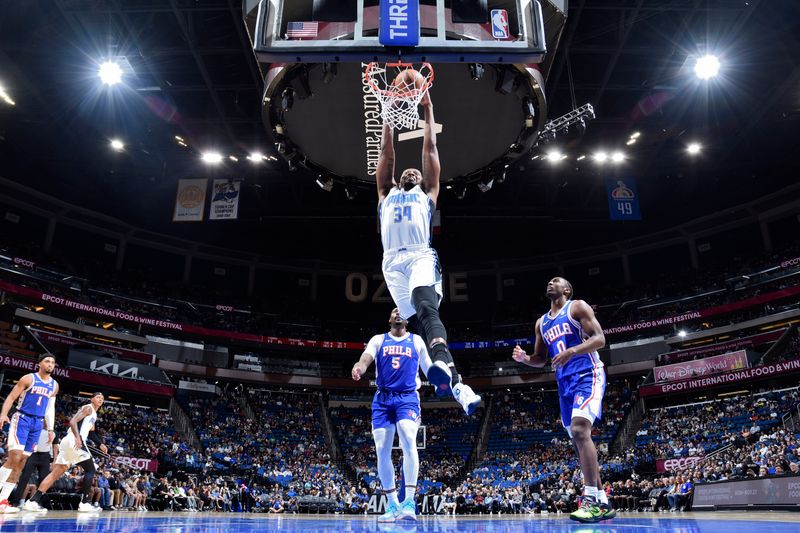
top-left (0, 499), bottom-right (20, 514)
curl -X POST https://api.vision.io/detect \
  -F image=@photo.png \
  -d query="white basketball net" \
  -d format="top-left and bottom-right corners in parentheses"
top-left (365, 62), bottom-right (434, 131)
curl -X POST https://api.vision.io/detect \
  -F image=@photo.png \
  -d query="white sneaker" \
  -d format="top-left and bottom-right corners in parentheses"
top-left (2, 505), bottom-right (20, 514)
top-left (23, 500), bottom-right (47, 513)
top-left (453, 383), bottom-right (482, 415)
top-left (78, 502), bottom-right (100, 513)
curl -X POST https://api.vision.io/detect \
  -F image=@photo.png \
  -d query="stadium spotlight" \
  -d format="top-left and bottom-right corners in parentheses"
top-left (469, 63), bottom-right (485, 81)
top-left (201, 151), bottom-right (223, 164)
top-left (678, 330), bottom-right (687, 338)
top-left (593, 151), bottom-right (609, 164)
top-left (109, 139), bottom-right (124, 151)
top-left (630, 131), bottom-right (641, 139)
top-left (98, 61), bottom-right (123, 85)
top-left (546, 150), bottom-right (563, 163)
top-left (687, 142), bottom-right (702, 155)
top-left (611, 151), bottom-right (625, 164)
top-left (247, 152), bottom-right (264, 163)
top-left (694, 54), bottom-right (720, 80)
top-left (626, 138), bottom-right (637, 146)
top-left (315, 175), bottom-right (333, 192)
top-left (0, 83), bottom-right (15, 106)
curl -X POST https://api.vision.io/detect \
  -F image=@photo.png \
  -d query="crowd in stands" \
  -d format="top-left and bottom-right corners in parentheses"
top-left (1, 241), bottom-right (798, 350)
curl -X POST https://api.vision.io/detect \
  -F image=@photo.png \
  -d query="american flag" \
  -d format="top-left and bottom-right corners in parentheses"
top-left (286, 21), bottom-right (319, 39)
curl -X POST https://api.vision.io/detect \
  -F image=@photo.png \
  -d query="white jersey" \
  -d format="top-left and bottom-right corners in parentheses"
top-left (56, 404), bottom-right (97, 466)
top-left (379, 185), bottom-right (434, 252)
top-left (78, 405), bottom-right (97, 442)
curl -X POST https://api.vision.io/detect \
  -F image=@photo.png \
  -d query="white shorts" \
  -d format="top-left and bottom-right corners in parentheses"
top-left (382, 246), bottom-right (443, 320)
top-left (55, 434), bottom-right (93, 467)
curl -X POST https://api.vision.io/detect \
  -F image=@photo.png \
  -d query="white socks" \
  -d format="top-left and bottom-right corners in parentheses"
top-left (0, 481), bottom-right (16, 502)
top-left (396, 419), bottom-right (419, 499)
top-left (0, 467), bottom-right (11, 484)
top-left (387, 490), bottom-right (400, 507)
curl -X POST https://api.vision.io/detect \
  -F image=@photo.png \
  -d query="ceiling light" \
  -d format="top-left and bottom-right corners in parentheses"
top-left (247, 152), bottom-right (263, 163)
top-left (694, 54), bottom-right (720, 80)
top-left (174, 135), bottom-right (184, 142)
top-left (228, 155), bottom-right (239, 162)
top-left (201, 152), bottom-right (223, 164)
top-left (593, 151), bottom-right (608, 163)
top-left (630, 131), bottom-right (640, 139)
top-left (576, 154), bottom-right (586, 161)
top-left (626, 138), bottom-right (637, 146)
top-left (678, 330), bottom-right (687, 338)
top-left (611, 151), bottom-right (625, 163)
top-left (687, 142), bottom-right (702, 155)
top-left (0, 84), bottom-right (15, 106)
top-left (109, 139), bottom-right (124, 151)
top-left (98, 61), bottom-right (123, 85)
top-left (546, 150), bottom-right (563, 163)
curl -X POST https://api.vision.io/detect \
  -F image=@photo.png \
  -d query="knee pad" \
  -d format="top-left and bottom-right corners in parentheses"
top-left (411, 286), bottom-right (446, 342)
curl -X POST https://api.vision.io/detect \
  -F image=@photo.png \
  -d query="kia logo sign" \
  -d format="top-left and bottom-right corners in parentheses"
top-left (89, 359), bottom-right (139, 380)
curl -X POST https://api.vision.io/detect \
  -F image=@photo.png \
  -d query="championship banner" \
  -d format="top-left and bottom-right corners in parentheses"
top-left (639, 358), bottom-right (800, 397)
top-left (209, 179), bottom-right (241, 220)
top-left (654, 350), bottom-right (749, 383)
top-left (659, 330), bottom-right (784, 365)
top-left (0, 352), bottom-right (174, 397)
top-left (29, 328), bottom-right (155, 364)
top-left (115, 456), bottom-right (158, 472)
top-left (172, 179), bottom-right (207, 222)
top-left (607, 178), bottom-right (641, 221)
top-left (656, 456), bottom-right (704, 473)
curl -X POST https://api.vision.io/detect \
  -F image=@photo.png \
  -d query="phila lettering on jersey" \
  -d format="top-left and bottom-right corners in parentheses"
top-left (16, 373), bottom-right (56, 418)
top-left (365, 332), bottom-right (423, 392)
top-left (540, 300), bottom-right (603, 380)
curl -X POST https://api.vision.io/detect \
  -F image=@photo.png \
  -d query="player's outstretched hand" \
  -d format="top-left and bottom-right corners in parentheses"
top-left (75, 437), bottom-right (83, 450)
top-left (351, 364), bottom-right (364, 381)
top-left (512, 345), bottom-right (528, 364)
top-left (0, 414), bottom-right (9, 426)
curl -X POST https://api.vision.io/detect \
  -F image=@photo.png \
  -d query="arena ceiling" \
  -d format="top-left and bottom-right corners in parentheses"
top-left (0, 0), bottom-right (798, 265)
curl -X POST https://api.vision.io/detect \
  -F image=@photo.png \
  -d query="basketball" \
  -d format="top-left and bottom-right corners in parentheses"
top-left (392, 68), bottom-right (424, 94)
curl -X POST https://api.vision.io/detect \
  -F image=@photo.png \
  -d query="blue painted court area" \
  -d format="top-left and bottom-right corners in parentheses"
top-left (0, 513), bottom-right (798, 533)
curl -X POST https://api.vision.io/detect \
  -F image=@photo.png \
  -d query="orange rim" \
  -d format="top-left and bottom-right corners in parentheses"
top-left (365, 62), bottom-right (435, 99)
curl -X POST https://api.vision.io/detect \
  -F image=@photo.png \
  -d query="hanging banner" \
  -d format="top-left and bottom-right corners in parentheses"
top-left (172, 179), bottom-right (207, 222)
top-left (607, 178), bottom-right (641, 221)
top-left (209, 179), bottom-right (241, 220)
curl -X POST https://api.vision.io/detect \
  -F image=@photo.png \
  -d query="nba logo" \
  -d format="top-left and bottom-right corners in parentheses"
top-left (491, 9), bottom-right (509, 39)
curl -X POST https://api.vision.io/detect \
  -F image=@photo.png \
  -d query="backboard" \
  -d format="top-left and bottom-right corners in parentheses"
top-left (242, 1), bottom-right (568, 189)
top-left (246, 0), bottom-right (548, 64)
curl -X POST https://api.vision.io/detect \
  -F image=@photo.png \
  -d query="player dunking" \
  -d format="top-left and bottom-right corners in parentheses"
top-left (376, 87), bottom-right (480, 414)
top-left (511, 278), bottom-right (615, 523)
top-left (0, 354), bottom-right (58, 514)
top-left (351, 308), bottom-right (434, 522)
top-left (24, 392), bottom-right (107, 513)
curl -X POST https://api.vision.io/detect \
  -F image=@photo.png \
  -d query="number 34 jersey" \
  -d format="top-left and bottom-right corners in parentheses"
top-left (379, 185), bottom-right (435, 251)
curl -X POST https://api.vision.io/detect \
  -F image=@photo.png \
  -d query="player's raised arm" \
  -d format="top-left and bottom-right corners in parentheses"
top-left (376, 123), bottom-right (395, 202)
top-left (419, 96), bottom-right (440, 205)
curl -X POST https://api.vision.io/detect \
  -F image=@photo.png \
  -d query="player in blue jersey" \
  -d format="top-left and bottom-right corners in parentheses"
top-left (511, 277), bottom-right (615, 523)
top-left (0, 353), bottom-right (58, 513)
top-left (376, 89), bottom-right (481, 415)
top-left (351, 308), bottom-right (436, 522)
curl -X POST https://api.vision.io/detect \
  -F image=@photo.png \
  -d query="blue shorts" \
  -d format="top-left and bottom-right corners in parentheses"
top-left (558, 366), bottom-right (606, 431)
top-left (371, 390), bottom-right (422, 430)
top-left (7, 412), bottom-right (44, 455)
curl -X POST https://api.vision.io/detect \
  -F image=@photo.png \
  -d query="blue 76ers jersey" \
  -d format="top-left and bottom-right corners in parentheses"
top-left (540, 300), bottom-right (603, 381)
top-left (379, 185), bottom-right (435, 251)
top-left (375, 333), bottom-right (421, 392)
top-left (17, 373), bottom-right (56, 417)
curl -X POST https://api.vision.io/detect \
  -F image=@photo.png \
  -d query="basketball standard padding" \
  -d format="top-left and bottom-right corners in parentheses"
top-left (392, 69), bottom-right (424, 94)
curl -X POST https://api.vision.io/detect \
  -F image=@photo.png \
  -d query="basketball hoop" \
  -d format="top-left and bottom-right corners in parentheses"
top-left (365, 62), bottom-right (434, 130)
